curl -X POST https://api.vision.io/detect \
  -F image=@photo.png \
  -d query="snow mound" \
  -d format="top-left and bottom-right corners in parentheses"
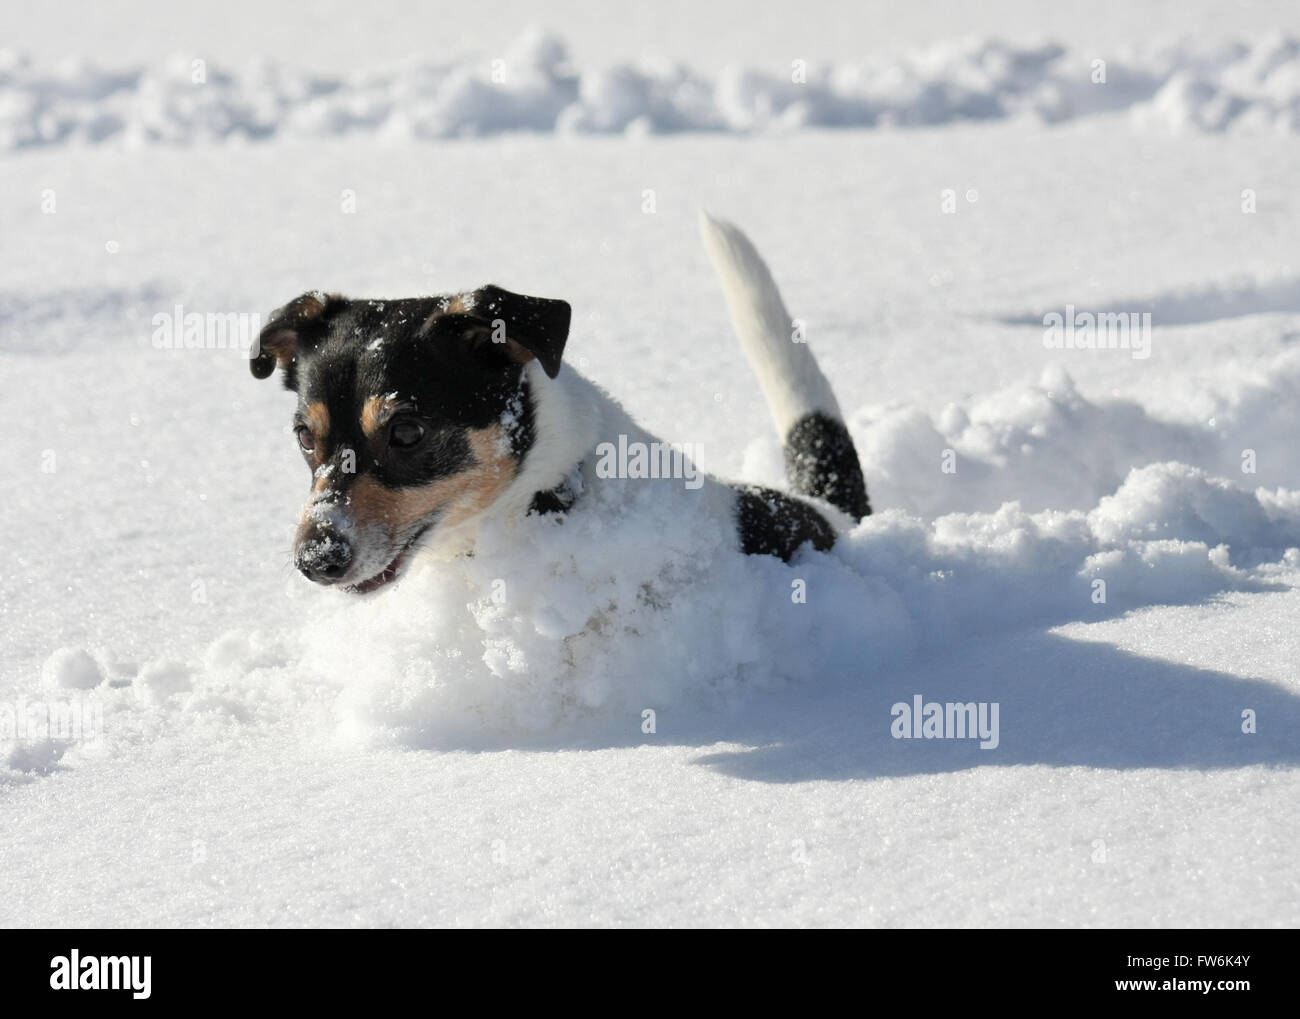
top-left (39, 648), bottom-right (103, 691)
top-left (732, 352), bottom-right (1300, 522)
top-left (17, 450), bottom-right (1295, 771)
top-left (4, 30), bottom-right (1300, 149)
top-left (12, 340), bottom-right (1300, 770)
top-left (9, 335), bottom-right (1300, 774)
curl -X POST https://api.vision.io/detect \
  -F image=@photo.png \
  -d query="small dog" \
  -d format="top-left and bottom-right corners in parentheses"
top-left (251, 212), bottom-right (871, 593)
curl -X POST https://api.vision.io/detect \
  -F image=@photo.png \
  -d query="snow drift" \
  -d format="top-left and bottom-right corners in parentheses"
top-left (14, 357), bottom-right (1300, 771)
top-left (5, 29), bottom-right (1300, 150)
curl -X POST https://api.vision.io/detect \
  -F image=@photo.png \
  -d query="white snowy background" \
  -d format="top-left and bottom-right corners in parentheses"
top-left (2, 0), bottom-right (1299, 927)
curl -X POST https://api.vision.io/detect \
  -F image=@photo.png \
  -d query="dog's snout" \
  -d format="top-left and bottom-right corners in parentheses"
top-left (295, 535), bottom-right (353, 584)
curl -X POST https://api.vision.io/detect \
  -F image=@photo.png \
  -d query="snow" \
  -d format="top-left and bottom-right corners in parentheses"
top-left (40, 647), bottom-right (104, 691)
top-left (8, 29), bottom-right (1300, 149)
top-left (2, 7), bottom-right (1299, 928)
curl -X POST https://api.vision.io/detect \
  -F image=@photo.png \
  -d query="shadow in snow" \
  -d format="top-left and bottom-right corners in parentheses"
top-left (0, 283), bottom-right (169, 354)
top-left (691, 629), bottom-right (1300, 782)
top-left (992, 276), bottom-right (1300, 328)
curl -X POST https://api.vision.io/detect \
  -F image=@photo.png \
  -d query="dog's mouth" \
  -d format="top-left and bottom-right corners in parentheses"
top-left (343, 525), bottom-right (432, 595)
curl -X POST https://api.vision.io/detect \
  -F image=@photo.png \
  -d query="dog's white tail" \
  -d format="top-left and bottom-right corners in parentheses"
top-left (697, 210), bottom-right (843, 435)
top-left (699, 210), bottom-right (871, 520)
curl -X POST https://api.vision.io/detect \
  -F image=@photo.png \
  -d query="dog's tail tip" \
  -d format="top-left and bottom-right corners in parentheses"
top-left (696, 207), bottom-right (728, 251)
top-left (696, 206), bottom-right (723, 231)
top-left (696, 208), bottom-right (751, 260)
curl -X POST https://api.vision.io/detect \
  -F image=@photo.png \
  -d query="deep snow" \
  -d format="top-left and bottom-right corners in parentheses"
top-left (2, 20), bottom-right (1299, 927)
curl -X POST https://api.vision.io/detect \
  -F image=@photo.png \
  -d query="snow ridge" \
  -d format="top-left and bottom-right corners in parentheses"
top-left (5, 30), bottom-right (1300, 149)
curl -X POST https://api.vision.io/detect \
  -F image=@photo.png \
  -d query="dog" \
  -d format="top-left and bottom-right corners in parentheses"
top-left (250, 212), bottom-right (872, 594)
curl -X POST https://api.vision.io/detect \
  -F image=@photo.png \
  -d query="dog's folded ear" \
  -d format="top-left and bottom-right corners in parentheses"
top-left (461, 284), bottom-right (571, 379)
top-left (251, 291), bottom-right (344, 383)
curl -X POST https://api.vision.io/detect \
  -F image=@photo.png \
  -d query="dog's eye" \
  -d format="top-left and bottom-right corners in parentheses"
top-left (295, 425), bottom-right (316, 452)
top-left (389, 418), bottom-right (426, 450)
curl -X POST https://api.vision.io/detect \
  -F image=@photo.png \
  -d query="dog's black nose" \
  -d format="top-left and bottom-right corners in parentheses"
top-left (295, 537), bottom-right (353, 584)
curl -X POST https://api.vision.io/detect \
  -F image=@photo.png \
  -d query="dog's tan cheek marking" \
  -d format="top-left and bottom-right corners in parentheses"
top-left (347, 476), bottom-right (439, 538)
top-left (345, 425), bottom-right (520, 535)
top-left (440, 426), bottom-right (520, 528)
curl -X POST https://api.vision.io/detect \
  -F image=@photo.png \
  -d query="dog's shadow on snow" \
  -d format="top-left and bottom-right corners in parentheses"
top-left (684, 630), bottom-right (1300, 782)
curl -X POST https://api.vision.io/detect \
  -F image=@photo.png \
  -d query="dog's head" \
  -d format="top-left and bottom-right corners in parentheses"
top-left (252, 285), bottom-right (570, 593)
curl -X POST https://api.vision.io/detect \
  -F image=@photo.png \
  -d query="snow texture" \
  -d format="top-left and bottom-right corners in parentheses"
top-left (6, 30), bottom-right (1300, 150)
top-left (2, 8), bottom-right (1299, 928)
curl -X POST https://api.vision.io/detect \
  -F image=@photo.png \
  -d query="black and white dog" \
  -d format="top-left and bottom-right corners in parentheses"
top-left (251, 212), bottom-right (871, 593)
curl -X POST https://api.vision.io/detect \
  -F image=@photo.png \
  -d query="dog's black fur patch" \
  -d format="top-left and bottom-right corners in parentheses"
top-left (784, 411), bottom-right (872, 521)
top-left (733, 484), bottom-right (837, 561)
top-left (528, 486), bottom-right (573, 516)
top-left (298, 300), bottom-right (520, 491)
top-left (254, 290), bottom-right (571, 499)
top-left (528, 470), bottom-right (581, 516)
